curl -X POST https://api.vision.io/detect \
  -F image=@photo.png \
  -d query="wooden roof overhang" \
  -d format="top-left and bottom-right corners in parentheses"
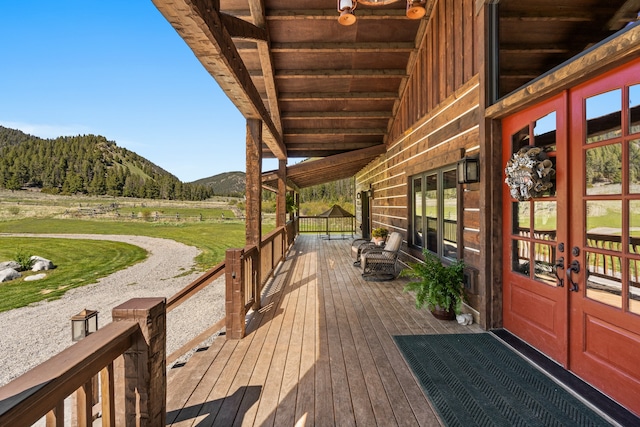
top-left (152, 0), bottom-right (640, 189)
top-left (152, 0), bottom-right (428, 188)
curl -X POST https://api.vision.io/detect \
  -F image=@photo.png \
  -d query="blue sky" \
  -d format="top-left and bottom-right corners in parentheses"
top-left (0, 1), bottom-right (277, 182)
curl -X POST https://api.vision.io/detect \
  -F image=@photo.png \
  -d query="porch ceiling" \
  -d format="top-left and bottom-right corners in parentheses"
top-left (152, 0), bottom-right (639, 186)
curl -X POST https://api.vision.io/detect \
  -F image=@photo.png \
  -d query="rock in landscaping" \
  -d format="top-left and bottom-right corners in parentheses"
top-left (0, 268), bottom-right (21, 283)
top-left (0, 261), bottom-right (21, 271)
top-left (24, 273), bottom-right (47, 282)
top-left (30, 256), bottom-right (55, 271)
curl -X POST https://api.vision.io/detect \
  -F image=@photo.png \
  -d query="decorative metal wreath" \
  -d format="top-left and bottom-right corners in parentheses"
top-left (504, 146), bottom-right (555, 201)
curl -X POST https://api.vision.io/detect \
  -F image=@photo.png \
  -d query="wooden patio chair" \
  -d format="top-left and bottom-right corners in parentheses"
top-left (360, 232), bottom-right (403, 281)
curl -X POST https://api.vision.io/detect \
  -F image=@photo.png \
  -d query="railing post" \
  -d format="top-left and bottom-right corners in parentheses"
top-left (112, 298), bottom-right (166, 427)
top-left (225, 248), bottom-right (246, 339)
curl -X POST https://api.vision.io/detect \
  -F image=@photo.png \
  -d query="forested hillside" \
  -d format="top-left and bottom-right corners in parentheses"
top-left (0, 126), bottom-right (213, 200)
top-left (191, 171), bottom-right (246, 197)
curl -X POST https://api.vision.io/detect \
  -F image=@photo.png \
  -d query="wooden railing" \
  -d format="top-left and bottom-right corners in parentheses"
top-left (0, 298), bottom-right (166, 426)
top-left (225, 220), bottom-right (297, 339)
top-left (0, 218), bottom-right (299, 425)
top-left (298, 216), bottom-right (355, 238)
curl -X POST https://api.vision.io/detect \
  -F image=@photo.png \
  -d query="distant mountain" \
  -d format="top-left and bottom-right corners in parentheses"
top-left (191, 171), bottom-right (245, 197)
top-left (0, 125), bottom-right (213, 200)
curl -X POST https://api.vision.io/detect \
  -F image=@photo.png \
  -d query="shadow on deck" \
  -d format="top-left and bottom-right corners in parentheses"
top-left (166, 234), bottom-right (481, 426)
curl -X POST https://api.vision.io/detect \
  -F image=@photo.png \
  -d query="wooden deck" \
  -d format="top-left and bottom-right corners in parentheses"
top-left (166, 235), bottom-right (482, 426)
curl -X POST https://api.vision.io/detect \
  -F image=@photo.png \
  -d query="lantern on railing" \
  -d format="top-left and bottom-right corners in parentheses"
top-left (71, 309), bottom-right (98, 341)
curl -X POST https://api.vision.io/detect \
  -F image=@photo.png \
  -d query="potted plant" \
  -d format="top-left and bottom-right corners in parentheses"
top-left (401, 250), bottom-right (466, 320)
top-left (371, 227), bottom-right (389, 244)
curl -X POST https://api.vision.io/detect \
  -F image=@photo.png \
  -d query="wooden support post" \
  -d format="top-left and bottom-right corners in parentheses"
top-left (246, 118), bottom-right (262, 310)
top-left (246, 118), bottom-right (262, 246)
top-left (225, 248), bottom-right (245, 339)
top-left (276, 159), bottom-right (287, 227)
top-left (112, 298), bottom-right (166, 427)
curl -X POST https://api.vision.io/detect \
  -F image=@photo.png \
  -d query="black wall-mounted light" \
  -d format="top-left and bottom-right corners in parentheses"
top-left (457, 156), bottom-right (480, 184)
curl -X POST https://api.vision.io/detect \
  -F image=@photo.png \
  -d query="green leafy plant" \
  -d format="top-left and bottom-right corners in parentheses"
top-left (401, 251), bottom-right (466, 315)
top-left (371, 227), bottom-right (389, 239)
top-left (13, 248), bottom-right (33, 271)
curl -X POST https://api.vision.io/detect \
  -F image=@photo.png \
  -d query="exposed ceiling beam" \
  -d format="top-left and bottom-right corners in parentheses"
top-left (219, 13), bottom-right (267, 41)
top-left (247, 0), bottom-right (283, 137)
top-left (286, 145), bottom-right (386, 176)
top-left (284, 128), bottom-right (386, 136)
top-left (606, 0), bottom-right (640, 30)
top-left (281, 111), bottom-right (392, 119)
top-left (152, 0), bottom-right (286, 159)
top-left (270, 42), bottom-right (414, 53)
top-left (500, 10), bottom-right (596, 22)
top-left (279, 92), bottom-right (397, 101)
top-left (500, 44), bottom-right (572, 54)
top-left (265, 9), bottom-right (408, 20)
top-left (275, 69), bottom-right (407, 78)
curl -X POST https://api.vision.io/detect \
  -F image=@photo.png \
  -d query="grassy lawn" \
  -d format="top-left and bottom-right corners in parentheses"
top-left (0, 237), bottom-right (147, 312)
top-left (0, 218), bottom-right (250, 269)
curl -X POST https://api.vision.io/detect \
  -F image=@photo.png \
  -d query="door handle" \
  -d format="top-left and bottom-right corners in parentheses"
top-left (566, 259), bottom-right (580, 292)
top-left (554, 257), bottom-right (564, 287)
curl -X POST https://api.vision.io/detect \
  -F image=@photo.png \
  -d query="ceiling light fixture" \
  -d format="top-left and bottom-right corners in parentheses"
top-left (338, 0), bottom-right (427, 25)
top-left (337, 0), bottom-right (357, 26)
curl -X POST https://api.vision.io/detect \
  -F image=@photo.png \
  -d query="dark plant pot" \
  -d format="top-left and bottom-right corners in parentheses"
top-left (431, 305), bottom-right (455, 320)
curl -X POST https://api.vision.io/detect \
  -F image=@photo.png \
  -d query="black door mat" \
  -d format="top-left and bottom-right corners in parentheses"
top-left (394, 333), bottom-right (613, 426)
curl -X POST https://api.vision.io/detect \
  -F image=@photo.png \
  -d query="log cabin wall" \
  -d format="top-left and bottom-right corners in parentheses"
top-left (355, 0), bottom-right (486, 322)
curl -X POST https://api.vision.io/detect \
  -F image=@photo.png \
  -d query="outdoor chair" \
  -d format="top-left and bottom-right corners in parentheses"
top-left (360, 231), bottom-right (403, 281)
top-left (351, 236), bottom-right (377, 266)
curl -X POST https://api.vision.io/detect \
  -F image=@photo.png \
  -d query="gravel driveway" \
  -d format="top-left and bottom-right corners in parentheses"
top-left (0, 233), bottom-right (226, 387)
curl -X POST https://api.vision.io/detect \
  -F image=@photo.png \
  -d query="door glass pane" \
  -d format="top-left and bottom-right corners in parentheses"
top-left (586, 251), bottom-right (622, 308)
top-left (533, 111), bottom-right (557, 151)
top-left (413, 177), bottom-right (423, 247)
top-left (630, 261), bottom-right (640, 315)
top-left (512, 125), bottom-right (530, 153)
top-left (631, 200), bottom-right (640, 254)
top-left (630, 84), bottom-right (640, 135)
top-left (534, 243), bottom-right (556, 286)
top-left (585, 144), bottom-right (622, 195)
top-left (631, 140), bottom-right (640, 194)
top-left (512, 202), bottom-right (529, 236)
top-left (443, 169), bottom-right (457, 260)
top-left (586, 89), bottom-right (622, 143)
top-left (586, 200), bottom-right (622, 251)
top-left (512, 240), bottom-right (530, 276)
top-left (425, 174), bottom-right (438, 253)
top-left (534, 201), bottom-right (556, 240)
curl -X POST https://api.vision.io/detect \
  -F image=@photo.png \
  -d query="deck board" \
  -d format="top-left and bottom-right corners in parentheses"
top-left (167, 235), bottom-right (482, 426)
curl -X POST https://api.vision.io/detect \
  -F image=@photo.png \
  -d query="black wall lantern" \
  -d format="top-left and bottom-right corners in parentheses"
top-left (457, 156), bottom-right (480, 184)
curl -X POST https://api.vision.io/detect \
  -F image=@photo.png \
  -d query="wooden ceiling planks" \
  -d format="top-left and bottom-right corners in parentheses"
top-left (154, 0), bottom-right (639, 188)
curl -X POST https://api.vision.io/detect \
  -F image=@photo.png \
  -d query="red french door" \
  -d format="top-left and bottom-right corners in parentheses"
top-left (567, 58), bottom-right (640, 414)
top-left (502, 93), bottom-right (569, 366)
top-left (503, 58), bottom-right (640, 416)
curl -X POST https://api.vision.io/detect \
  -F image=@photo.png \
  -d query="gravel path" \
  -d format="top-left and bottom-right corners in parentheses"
top-left (0, 234), bottom-right (226, 387)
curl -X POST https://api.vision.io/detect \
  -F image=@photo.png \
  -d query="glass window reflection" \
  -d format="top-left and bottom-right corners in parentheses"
top-left (630, 261), bottom-right (640, 315)
top-left (585, 144), bottom-right (622, 195)
top-left (533, 201), bottom-right (557, 240)
top-left (631, 140), bottom-right (640, 194)
top-left (586, 200), bottom-right (622, 252)
top-left (534, 111), bottom-right (557, 151)
top-left (512, 125), bottom-right (530, 153)
top-left (585, 251), bottom-right (622, 308)
top-left (512, 240), bottom-right (530, 277)
top-left (512, 202), bottom-right (530, 236)
top-left (586, 89), bottom-right (622, 143)
top-left (630, 84), bottom-right (640, 135)
top-left (413, 177), bottom-right (423, 247)
top-left (534, 243), bottom-right (556, 286)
